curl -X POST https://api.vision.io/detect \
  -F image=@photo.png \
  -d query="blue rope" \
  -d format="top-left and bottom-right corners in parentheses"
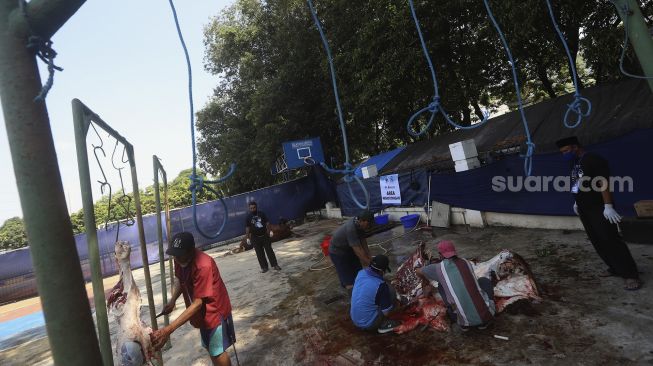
top-left (612, 1), bottom-right (653, 80)
top-left (20, 0), bottom-right (62, 102)
top-left (483, 0), bottom-right (535, 176)
top-left (406, 0), bottom-right (490, 137)
top-left (306, 0), bottom-right (369, 210)
top-left (544, 0), bottom-right (591, 128)
top-left (167, 0), bottom-right (235, 239)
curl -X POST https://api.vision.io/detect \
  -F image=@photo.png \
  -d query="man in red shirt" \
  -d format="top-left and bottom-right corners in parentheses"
top-left (151, 232), bottom-right (235, 366)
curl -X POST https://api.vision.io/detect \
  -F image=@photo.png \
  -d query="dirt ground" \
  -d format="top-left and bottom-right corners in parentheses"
top-left (1, 218), bottom-right (652, 366)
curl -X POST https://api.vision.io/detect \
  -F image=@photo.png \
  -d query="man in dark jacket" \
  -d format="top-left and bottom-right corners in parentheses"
top-left (556, 136), bottom-right (640, 290)
top-left (245, 201), bottom-right (281, 273)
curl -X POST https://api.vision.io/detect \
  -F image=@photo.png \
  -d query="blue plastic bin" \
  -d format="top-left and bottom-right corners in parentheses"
top-left (400, 214), bottom-right (420, 229)
top-left (374, 214), bottom-right (389, 226)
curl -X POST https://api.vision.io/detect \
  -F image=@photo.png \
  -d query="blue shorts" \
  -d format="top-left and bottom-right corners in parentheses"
top-left (329, 250), bottom-right (362, 287)
top-left (200, 314), bottom-right (236, 357)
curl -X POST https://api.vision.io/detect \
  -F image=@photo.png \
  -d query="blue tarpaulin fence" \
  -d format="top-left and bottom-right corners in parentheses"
top-left (0, 167), bottom-right (335, 304)
top-left (428, 129), bottom-right (653, 217)
top-left (338, 129), bottom-right (653, 218)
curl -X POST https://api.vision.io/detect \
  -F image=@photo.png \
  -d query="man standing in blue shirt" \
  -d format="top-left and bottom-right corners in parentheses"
top-left (350, 255), bottom-right (402, 334)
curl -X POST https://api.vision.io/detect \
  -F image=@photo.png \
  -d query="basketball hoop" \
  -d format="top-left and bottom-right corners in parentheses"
top-left (303, 156), bottom-right (316, 166)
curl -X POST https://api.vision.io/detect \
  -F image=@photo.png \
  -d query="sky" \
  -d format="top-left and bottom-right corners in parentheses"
top-left (0, 0), bottom-right (235, 223)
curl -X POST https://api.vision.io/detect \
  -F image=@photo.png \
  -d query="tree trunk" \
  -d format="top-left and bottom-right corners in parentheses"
top-left (536, 64), bottom-right (558, 99)
top-left (473, 103), bottom-right (485, 122)
top-left (566, 21), bottom-right (584, 89)
top-left (462, 105), bottom-right (471, 127)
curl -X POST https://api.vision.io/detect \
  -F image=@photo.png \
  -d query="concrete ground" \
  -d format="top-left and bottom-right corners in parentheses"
top-left (1, 218), bottom-right (652, 365)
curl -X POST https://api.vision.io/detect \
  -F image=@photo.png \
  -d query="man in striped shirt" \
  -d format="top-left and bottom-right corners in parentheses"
top-left (416, 240), bottom-right (495, 330)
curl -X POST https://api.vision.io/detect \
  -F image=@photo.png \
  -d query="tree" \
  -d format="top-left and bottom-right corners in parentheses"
top-left (195, 0), bottom-right (644, 196)
top-left (0, 217), bottom-right (28, 251)
top-left (68, 168), bottom-right (217, 235)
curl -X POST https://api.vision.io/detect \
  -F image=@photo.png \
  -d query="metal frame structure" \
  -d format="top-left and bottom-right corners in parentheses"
top-left (72, 99), bottom-right (157, 365)
top-left (153, 155), bottom-right (173, 348)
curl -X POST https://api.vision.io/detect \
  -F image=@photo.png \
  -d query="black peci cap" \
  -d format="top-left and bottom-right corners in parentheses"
top-left (555, 136), bottom-right (581, 148)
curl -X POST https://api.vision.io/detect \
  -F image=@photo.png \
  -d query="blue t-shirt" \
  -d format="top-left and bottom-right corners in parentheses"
top-left (350, 268), bottom-right (394, 329)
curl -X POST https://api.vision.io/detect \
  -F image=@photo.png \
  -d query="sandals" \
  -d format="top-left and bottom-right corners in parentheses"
top-left (624, 278), bottom-right (642, 291)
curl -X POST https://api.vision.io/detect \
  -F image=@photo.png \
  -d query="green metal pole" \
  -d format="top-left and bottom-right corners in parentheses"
top-left (153, 156), bottom-right (171, 344)
top-left (72, 100), bottom-right (114, 366)
top-left (126, 146), bottom-right (158, 330)
top-left (0, 0), bottom-right (102, 364)
top-left (164, 183), bottom-right (174, 291)
top-left (613, 0), bottom-right (653, 92)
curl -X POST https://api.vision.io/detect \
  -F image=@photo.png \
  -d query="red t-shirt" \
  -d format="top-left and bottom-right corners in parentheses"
top-left (174, 249), bottom-right (232, 329)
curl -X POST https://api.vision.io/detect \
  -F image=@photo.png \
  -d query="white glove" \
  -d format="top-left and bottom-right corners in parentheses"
top-left (603, 204), bottom-right (622, 224)
top-left (246, 238), bottom-right (251, 245)
top-left (269, 230), bottom-right (274, 238)
top-left (573, 203), bottom-right (579, 216)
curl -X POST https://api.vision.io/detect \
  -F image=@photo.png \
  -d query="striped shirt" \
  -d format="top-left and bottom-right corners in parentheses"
top-left (422, 257), bottom-right (495, 326)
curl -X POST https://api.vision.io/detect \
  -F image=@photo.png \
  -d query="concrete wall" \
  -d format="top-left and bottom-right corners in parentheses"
top-left (483, 211), bottom-right (583, 230)
top-left (320, 202), bottom-right (583, 231)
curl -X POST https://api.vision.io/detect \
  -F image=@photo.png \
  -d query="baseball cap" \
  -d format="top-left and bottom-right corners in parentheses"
top-left (437, 240), bottom-right (457, 258)
top-left (166, 232), bottom-right (195, 257)
top-left (370, 255), bottom-right (391, 273)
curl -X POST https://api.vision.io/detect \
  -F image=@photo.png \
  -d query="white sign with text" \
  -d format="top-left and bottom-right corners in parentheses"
top-left (380, 174), bottom-right (401, 205)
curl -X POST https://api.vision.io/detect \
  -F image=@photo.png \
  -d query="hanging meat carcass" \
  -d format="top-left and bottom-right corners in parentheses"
top-left (107, 241), bottom-right (158, 365)
top-left (390, 242), bottom-right (540, 334)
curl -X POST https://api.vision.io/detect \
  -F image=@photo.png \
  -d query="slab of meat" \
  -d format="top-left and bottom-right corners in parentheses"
top-left (390, 243), bottom-right (541, 333)
top-left (107, 241), bottom-right (158, 365)
top-left (391, 241), bottom-right (433, 301)
top-left (390, 296), bottom-right (450, 334)
top-left (472, 250), bottom-right (541, 312)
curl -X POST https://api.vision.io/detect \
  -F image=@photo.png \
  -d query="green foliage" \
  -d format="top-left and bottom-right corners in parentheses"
top-left (197, 0), bottom-right (651, 195)
top-left (68, 168), bottom-right (216, 235)
top-left (0, 217), bottom-right (28, 251)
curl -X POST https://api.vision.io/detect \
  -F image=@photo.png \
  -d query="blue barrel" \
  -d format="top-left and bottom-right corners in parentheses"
top-left (374, 214), bottom-right (389, 226)
top-left (400, 214), bottom-right (420, 228)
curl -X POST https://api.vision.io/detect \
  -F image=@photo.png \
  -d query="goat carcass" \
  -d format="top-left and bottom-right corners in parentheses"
top-left (472, 250), bottom-right (540, 312)
top-left (107, 241), bottom-right (157, 365)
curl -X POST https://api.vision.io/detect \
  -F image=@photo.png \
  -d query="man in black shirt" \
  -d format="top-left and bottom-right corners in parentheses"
top-left (245, 201), bottom-right (281, 273)
top-left (556, 136), bottom-right (640, 290)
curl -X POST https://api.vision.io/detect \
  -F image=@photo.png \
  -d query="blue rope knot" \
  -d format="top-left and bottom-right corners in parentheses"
top-left (564, 95), bottom-right (591, 128)
top-left (406, 0), bottom-right (490, 137)
top-left (407, 97), bottom-right (439, 137)
top-left (428, 97), bottom-right (440, 112)
top-left (25, 35), bottom-right (62, 102)
top-left (545, 0), bottom-right (593, 128)
top-left (188, 174), bottom-right (204, 193)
